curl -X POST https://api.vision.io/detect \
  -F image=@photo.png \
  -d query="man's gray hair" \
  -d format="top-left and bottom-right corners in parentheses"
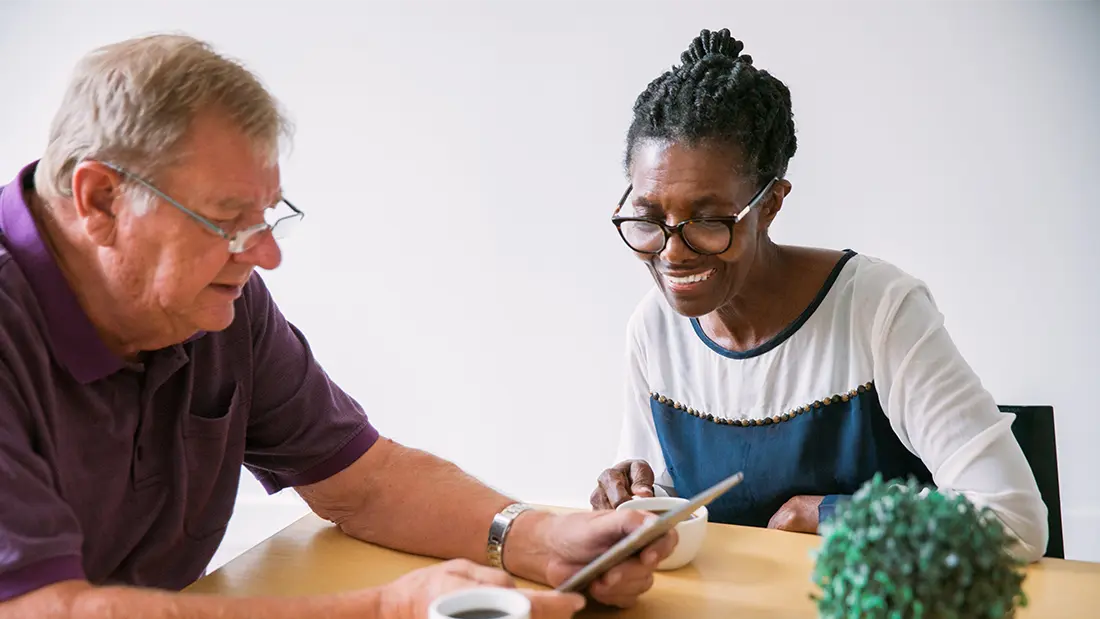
top-left (35, 33), bottom-right (293, 206)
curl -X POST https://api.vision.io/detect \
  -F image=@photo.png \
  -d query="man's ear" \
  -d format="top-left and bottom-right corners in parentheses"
top-left (70, 162), bottom-right (122, 247)
top-left (756, 179), bottom-right (793, 231)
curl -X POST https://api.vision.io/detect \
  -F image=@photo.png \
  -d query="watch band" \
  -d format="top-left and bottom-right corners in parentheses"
top-left (487, 502), bottom-right (534, 570)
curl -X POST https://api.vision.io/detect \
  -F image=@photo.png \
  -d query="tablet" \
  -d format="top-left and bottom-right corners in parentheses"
top-left (555, 471), bottom-right (745, 593)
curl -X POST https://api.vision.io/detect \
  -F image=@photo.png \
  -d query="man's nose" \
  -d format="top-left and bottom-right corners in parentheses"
top-left (234, 231), bottom-right (282, 270)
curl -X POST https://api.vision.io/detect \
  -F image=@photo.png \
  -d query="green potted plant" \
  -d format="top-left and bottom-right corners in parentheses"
top-left (811, 473), bottom-right (1029, 618)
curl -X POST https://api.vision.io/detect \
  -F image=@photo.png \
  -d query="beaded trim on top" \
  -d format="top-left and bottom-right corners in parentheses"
top-left (650, 381), bottom-right (875, 427)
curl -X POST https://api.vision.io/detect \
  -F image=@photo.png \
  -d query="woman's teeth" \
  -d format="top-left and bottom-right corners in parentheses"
top-left (666, 269), bottom-right (715, 285)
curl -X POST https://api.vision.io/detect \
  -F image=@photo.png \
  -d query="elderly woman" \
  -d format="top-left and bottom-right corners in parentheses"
top-left (589, 28), bottom-right (1048, 561)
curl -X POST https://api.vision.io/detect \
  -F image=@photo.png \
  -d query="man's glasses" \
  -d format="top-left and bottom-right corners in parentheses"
top-left (101, 162), bottom-right (304, 254)
top-left (611, 177), bottom-right (777, 255)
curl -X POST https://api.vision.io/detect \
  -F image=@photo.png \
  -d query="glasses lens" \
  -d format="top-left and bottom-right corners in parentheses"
top-left (619, 220), bottom-right (665, 253)
top-left (266, 200), bottom-right (302, 241)
top-left (229, 224), bottom-right (268, 253)
top-left (683, 221), bottom-right (732, 254)
top-left (270, 214), bottom-right (300, 241)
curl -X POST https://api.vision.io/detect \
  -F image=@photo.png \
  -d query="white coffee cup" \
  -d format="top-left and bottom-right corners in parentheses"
top-left (428, 586), bottom-right (531, 619)
top-left (616, 496), bottom-right (709, 571)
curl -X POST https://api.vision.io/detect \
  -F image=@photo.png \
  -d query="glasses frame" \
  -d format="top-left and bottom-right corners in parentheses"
top-left (611, 176), bottom-right (778, 255)
top-left (99, 161), bottom-right (304, 254)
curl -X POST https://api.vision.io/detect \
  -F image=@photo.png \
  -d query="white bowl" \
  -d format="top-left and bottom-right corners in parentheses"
top-left (616, 496), bottom-right (709, 571)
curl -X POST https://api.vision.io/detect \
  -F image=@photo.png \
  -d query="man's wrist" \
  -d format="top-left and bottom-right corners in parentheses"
top-left (499, 509), bottom-right (553, 584)
top-left (488, 503), bottom-right (534, 569)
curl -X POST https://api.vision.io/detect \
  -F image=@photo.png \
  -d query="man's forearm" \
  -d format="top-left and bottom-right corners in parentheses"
top-left (0, 581), bottom-right (376, 619)
top-left (299, 439), bottom-right (552, 583)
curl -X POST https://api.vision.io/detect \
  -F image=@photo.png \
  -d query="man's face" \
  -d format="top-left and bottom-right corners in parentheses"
top-left (79, 111), bottom-right (284, 341)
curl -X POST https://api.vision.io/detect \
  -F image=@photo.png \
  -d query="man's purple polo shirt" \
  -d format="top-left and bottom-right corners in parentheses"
top-left (0, 162), bottom-right (380, 601)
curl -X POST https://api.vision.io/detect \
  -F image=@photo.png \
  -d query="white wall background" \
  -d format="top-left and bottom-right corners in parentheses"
top-left (1, 0), bottom-right (1097, 568)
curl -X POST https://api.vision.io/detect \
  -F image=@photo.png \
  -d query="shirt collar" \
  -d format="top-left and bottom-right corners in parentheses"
top-left (0, 161), bottom-right (125, 382)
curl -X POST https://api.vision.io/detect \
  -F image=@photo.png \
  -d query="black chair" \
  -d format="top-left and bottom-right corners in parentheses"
top-left (1000, 405), bottom-right (1064, 559)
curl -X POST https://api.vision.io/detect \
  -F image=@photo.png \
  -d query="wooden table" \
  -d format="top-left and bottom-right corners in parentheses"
top-left (187, 513), bottom-right (1100, 618)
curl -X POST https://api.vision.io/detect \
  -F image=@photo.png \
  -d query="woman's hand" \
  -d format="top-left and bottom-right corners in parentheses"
top-left (590, 460), bottom-right (655, 510)
top-left (767, 495), bottom-right (824, 533)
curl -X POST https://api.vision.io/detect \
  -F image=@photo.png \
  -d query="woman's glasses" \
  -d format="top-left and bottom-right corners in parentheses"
top-left (612, 177), bottom-right (776, 255)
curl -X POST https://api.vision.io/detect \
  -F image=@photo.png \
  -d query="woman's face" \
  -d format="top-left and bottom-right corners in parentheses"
top-left (623, 140), bottom-right (784, 317)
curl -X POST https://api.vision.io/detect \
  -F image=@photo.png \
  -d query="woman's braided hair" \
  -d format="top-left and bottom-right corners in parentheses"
top-left (625, 28), bottom-right (797, 183)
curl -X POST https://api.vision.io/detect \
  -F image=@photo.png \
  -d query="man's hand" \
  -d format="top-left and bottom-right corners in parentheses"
top-left (377, 559), bottom-right (585, 619)
top-left (590, 460), bottom-right (655, 510)
top-left (766, 495), bottom-right (824, 534)
top-left (505, 510), bottom-right (677, 609)
top-left (301, 443), bottom-right (671, 609)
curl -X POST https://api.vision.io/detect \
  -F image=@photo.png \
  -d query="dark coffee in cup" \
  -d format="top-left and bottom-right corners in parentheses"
top-left (430, 585), bottom-right (530, 619)
top-left (446, 611), bottom-right (511, 619)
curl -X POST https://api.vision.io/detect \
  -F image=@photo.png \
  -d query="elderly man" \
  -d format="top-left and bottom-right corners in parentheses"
top-left (0, 34), bottom-right (674, 619)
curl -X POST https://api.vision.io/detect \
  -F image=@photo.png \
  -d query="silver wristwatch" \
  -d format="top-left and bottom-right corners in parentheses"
top-left (487, 502), bottom-right (535, 570)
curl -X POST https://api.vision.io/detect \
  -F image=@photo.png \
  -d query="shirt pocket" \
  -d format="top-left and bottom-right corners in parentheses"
top-left (181, 381), bottom-right (249, 540)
